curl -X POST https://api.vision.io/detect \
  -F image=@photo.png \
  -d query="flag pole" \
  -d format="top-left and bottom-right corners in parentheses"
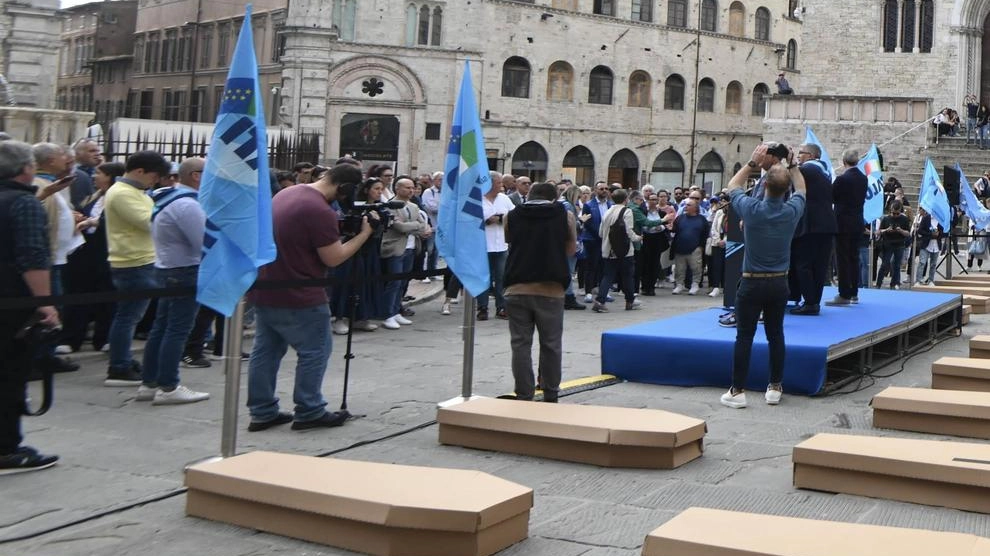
top-left (461, 291), bottom-right (476, 399)
top-left (220, 299), bottom-right (245, 458)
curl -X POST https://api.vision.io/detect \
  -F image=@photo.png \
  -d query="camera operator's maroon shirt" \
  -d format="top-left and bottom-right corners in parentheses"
top-left (248, 185), bottom-right (339, 308)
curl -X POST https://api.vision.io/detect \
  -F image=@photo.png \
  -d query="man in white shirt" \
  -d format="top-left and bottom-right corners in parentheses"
top-left (478, 171), bottom-right (515, 320)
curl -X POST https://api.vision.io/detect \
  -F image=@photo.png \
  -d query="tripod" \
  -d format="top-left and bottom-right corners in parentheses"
top-left (936, 232), bottom-right (970, 280)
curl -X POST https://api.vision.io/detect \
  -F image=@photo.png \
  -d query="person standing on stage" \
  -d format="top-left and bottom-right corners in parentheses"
top-left (826, 149), bottom-right (867, 306)
top-left (720, 144), bottom-right (807, 409)
top-left (788, 143), bottom-right (837, 315)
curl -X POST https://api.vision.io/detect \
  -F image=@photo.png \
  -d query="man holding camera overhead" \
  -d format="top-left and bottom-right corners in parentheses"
top-left (0, 140), bottom-right (61, 474)
top-left (246, 163), bottom-right (374, 432)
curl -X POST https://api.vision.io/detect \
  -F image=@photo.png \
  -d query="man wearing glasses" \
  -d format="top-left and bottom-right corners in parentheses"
top-left (788, 144), bottom-right (836, 316)
top-left (580, 182), bottom-right (614, 303)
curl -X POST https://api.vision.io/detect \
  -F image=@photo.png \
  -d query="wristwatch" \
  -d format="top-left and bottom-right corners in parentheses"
top-left (747, 160), bottom-right (757, 168)
top-left (787, 163), bottom-right (798, 169)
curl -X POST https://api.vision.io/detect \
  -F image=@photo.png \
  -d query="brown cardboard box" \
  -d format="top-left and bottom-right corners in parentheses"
top-left (185, 451), bottom-right (533, 556)
top-left (871, 386), bottom-right (990, 439)
top-left (971, 335), bottom-right (990, 358)
top-left (913, 286), bottom-right (986, 312)
top-left (932, 356), bottom-right (990, 392)
top-left (641, 507), bottom-right (990, 556)
top-left (437, 397), bottom-right (705, 469)
top-left (963, 304), bottom-right (973, 325)
top-left (793, 433), bottom-right (990, 513)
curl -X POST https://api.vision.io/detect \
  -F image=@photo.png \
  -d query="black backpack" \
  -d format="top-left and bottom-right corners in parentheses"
top-left (609, 207), bottom-right (629, 257)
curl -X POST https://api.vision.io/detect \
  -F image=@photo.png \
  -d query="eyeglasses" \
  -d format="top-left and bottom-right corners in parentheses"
top-left (798, 151), bottom-right (811, 155)
top-left (381, 173), bottom-right (394, 178)
top-left (689, 196), bottom-right (701, 200)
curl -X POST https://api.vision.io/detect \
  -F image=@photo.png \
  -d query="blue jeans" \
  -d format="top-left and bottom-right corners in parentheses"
top-left (383, 248), bottom-right (415, 317)
top-left (565, 254), bottom-right (577, 297)
top-left (477, 250), bottom-right (507, 311)
top-left (597, 256), bottom-right (636, 304)
top-left (877, 243), bottom-right (904, 287)
top-left (968, 117), bottom-right (979, 142)
top-left (108, 264), bottom-right (159, 370)
top-left (141, 266), bottom-right (199, 389)
top-left (916, 249), bottom-right (938, 283)
top-left (732, 275), bottom-right (788, 391)
top-left (247, 304), bottom-right (332, 423)
top-left (979, 125), bottom-right (989, 149)
top-left (858, 246), bottom-right (871, 287)
top-left (422, 236), bottom-right (439, 275)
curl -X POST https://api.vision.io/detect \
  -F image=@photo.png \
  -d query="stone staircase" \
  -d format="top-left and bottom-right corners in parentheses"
top-left (884, 136), bottom-right (990, 202)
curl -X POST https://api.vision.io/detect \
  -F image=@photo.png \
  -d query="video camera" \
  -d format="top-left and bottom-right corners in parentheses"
top-left (339, 200), bottom-right (405, 239)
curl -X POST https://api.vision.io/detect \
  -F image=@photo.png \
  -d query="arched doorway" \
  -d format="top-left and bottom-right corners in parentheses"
top-left (695, 151), bottom-right (724, 193)
top-left (608, 148), bottom-right (639, 188)
top-left (562, 146), bottom-right (595, 185)
top-left (650, 148), bottom-right (684, 190)
top-left (510, 140), bottom-right (548, 181)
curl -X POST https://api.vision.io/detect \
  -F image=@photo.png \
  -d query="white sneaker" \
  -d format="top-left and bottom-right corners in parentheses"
top-left (720, 389), bottom-right (747, 409)
top-left (332, 320), bottom-right (349, 335)
top-left (450, 297), bottom-right (460, 304)
top-left (136, 384), bottom-right (156, 402)
top-left (672, 285), bottom-right (684, 295)
top-left (688, 285), bottom-right (699, 295)
top-left (421, 277), bottom-right (431, 283)
top-left (394, 314), bottom-right (413, 325)
top-left (382, 317), bottom-right (400, 330)
top-left (584, 293), bottom-right (594, 303)
top-left (55, 345), bottom-right (73, 355)
top-left (708, 287), bottom-right (721, 297)
top-left (152, 385), bottom-right (210, 405)
top-left (765, 386), bottom-right (782, 405)
top-left (441, 301), bottom-right (451, 315)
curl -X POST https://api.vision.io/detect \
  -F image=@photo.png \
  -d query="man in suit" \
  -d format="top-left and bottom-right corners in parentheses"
top-left (508, 176), bottom-right (531, 206)
top-left (826, 149), bottom-right (867, 306)
top-left (580, 181), bottom-right (613, 303)
top-left (789, 143), bottom-right (837, 315)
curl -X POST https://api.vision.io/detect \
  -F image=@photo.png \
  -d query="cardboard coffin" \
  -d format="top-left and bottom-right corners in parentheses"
top-left (641, 507), bottom-right (990, 556)
top-left (963, 304), bottom-right (973, 325)
top-left (971, 335), bottom-right (990, 359)
top-left (793, 433), bottom-right (990, 513)
top-left (932, 356), bottom-right (990, 392)
top-left (437, 397), bottom-right (705, 469)
top-left (185, 451), bottom-right (533, 556)
top-left (872, 386), bottom-right (990, 439)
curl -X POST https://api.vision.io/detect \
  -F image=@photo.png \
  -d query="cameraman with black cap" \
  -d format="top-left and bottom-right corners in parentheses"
top-left (0, 140), bottom-right (60, 473)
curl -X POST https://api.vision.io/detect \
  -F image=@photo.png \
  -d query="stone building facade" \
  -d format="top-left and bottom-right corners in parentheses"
top-left (279, 0), bottom-right (804, 188)
top-left (0, 0), bottom-right (60, 108)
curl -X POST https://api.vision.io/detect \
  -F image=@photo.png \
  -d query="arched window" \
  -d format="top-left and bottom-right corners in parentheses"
top-left (729, 2), bottom-right (745, 36)
top-left (431, 7), bottom-right (442, 46)
top-left (664, 74), bottom-right (685, 110)
top-left (651, 149), bottom-right (684, 189)
top-left (628, 70), bottom-right (651, 107)
top-left (882, 0), bottom-right (898, 52)
top-left (696, 151), bottom-right (724, 191)
top-left (786, 39), bottom-right (798, 69)
top-left (725, 81), bottom-right (742, 114)
top-left (920, 0), bottom-right (934, 53)
top-left (511, 141), bottom-right (549, 182)
top-left (901, 0), bottom-right (916, 52)
top-left (698, 78), bottom-right (715, 112)
top-left (589, 65), bottom-right (613, 105)
top-left (547, 61), bottom-right (573, 101)
top-left (788, 0), bottom-right (799, 18)
top-left (501, 57), bottom-right (530, 98)
top-left (609, 149), bottom-right (640, 188)
top-left (563, 146), bottom-right (595, 186)
top-left (701, 0), bottom-right (717, 32)
top-left (668, 0), bottom-right (688, 27)
top-left (418, 5), bottom-right (430, 44)
top-left (755, 7), bottom-right (771, 41)
top-left (752, 83), bottom-right (769, 116)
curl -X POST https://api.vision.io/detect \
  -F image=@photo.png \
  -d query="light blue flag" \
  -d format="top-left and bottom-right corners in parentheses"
top-left (918, 158), bottom-right (952, 230)
top-left (196, 5), bottom-right (276, 317)
top-left (957, 164), bottom-right (990, 230)
top-left (804, 126), bottom-right (835, 182)
top-left (858, 143), bottom-right (885, 223)
top-left (437, 61), bottom-right (491, 298)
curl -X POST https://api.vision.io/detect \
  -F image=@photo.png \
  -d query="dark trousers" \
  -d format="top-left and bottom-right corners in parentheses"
top-left (835, 233), bottom-right (860, 299)
top-left (582, 239), bottom-right (602, 295)
top-left (443, 273), bottom-right (463, 299)
top-left (877, 243), bottom-right (905, 287)
top-left (186, 306), bottom-right (223, 357)
top-left (597, 256), bottom-right (636, 304)
top-left (0, 310), bottom-right (32, 454)
top-left (640, 234), bottom-right (665, 293)
top-left (708, 246), bottom-right (725, 288)
top-left (61, 243), bottom-right (114, 351)
top-left (791, 233), bottom-right (833, 306)
top-left (732, 276), bottom-right (788, 391)
top-left (506, 294), bottom-right (564, 401)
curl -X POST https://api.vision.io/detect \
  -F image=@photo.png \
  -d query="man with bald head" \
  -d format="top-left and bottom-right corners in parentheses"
top-left (720, 144), bottom-right (806, 410)
top-left (71, 138), bottom-right (102, 211)
top-left (140, 157), bottom-right (210, 405)
top-left (509, 175), bottom-right (531, 207)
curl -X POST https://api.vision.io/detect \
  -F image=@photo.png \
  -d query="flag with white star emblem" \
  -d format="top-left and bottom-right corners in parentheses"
top-left (438, 61), bottom-right (491, 297)
top-left (196, 4), bottom-right (276, 316)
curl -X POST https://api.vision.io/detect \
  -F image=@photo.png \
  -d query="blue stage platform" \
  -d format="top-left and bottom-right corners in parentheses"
top-left (601, 287), bottom-right (961, 395)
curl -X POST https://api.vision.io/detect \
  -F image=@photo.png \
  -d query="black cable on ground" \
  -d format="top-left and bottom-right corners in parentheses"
top-left (824, 331), bottom-right (958, 396)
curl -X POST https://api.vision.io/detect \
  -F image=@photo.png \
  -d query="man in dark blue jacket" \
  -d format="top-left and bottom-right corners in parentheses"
top-left (789, 144), bottom-right (837, 315)
top-left (580, 181), bottom-right (612, 303)
top-left (826, 149), bottom-right (867, 306)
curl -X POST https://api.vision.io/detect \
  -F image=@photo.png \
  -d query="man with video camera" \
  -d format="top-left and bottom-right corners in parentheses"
top-left (0, 140), bottom-right (60, 474)
top-left (246, 163), bottom-right (375, 432)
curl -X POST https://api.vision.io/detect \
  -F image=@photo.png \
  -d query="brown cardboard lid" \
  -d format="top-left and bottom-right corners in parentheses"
top-left (643, 507), bottom-right (990, 556)
top-left (793, 433), bottom-right (990, 487)
top-left (185, 451), bottom-right (533, 532)
top-left (916, 284), bottom-right (988, 296)
top-left (871, 386), bottom-right (990, 419)
top-left (971, 335), bottom-right (990, 350)
top-left (437, 397), bottom-right (706, 448)
top-left (932, 357), bottom-right (990, 379)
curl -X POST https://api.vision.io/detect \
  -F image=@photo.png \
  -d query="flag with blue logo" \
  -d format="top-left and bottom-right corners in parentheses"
top-left (956, 163), bottom-right (990, 230)
top-left (196, 5), bottom-right (276, 317)
top-left (437, 61), bottom-right (491, 297)
top-left (858, 143), bottom-right (885, 223)
top-left (918, 158), bottom-right (952, 230)
top-left (804, 126), bottom-right (835, 182)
